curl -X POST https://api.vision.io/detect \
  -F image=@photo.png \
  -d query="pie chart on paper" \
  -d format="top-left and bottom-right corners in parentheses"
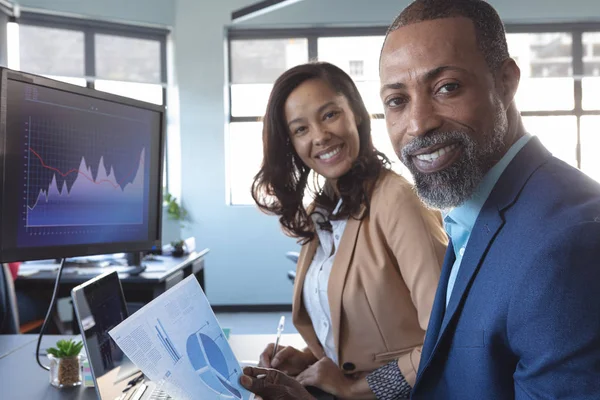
top-left (186, 331), bottom-right (242, 399)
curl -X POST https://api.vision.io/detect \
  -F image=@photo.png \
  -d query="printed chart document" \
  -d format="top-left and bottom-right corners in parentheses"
top-left (109, 275), bottom-right (255, 400)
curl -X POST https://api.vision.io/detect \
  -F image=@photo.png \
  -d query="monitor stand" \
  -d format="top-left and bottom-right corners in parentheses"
top-left (125, 252), bottom-right (147, 276)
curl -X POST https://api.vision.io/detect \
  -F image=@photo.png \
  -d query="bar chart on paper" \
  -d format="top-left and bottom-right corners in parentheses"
top-left (156, 318), bottom-right (182, 363)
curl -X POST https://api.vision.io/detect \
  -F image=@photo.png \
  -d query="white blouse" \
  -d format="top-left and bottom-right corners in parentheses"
top-left (302, 200), bottom-right (347, 364)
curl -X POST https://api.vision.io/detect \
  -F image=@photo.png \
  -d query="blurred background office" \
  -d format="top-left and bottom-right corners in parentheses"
top-left (2, 0), bottom-right (600, 333)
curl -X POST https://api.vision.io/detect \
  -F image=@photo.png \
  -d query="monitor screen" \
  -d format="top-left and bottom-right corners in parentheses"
top-left (0, 69), bottom-right (164, 261)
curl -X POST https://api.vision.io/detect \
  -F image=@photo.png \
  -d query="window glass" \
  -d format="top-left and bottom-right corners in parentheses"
top-left (95, 34), bottom-right (162, 83)
top-left (522, 116), bottom-right (578, 167)
top-left (318, 36), bottom-right (385, 115)
top-left (507, 33), bottom-right (574, 111)
top-left (19, 25), bottom-right (84, 77)
top-left (230, 39), bottom-right (308, 117)
top-left (582, 32), bottom-right (600, 110)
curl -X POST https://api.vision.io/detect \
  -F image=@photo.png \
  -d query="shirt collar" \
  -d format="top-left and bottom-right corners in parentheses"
top-left (312, 198), bottom-right (344, 231)
top-left (444, 133), bottom-right (533, 232)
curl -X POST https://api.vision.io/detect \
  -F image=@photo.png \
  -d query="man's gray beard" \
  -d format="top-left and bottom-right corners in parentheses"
top-left (400, 105), bottom-right (507, 211)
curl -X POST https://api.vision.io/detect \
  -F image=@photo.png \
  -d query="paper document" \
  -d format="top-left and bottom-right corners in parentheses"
top-left (109, 276), bottom-right (255, 400)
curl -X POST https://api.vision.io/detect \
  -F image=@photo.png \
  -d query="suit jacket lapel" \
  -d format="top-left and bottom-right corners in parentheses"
top-left (439, 209), bottom-right (504, 334)
top-left (328, 205), bottom-right (366, 362)
top-left (437, 137), bottom-right (552, 341)
top-left (291, 236), bottom-right (325, 358)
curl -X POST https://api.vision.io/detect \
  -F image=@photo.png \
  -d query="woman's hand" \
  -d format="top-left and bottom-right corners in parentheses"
top-left (259, 344), bottom-right (317, 376)
top-left (240, 366), bottom-right (316, 400)
top-left (295, 357), bottom-right (360, 399)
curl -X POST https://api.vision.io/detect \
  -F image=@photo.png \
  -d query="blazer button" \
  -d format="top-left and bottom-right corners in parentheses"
top-left (342, 362), bottom-right (356, 371)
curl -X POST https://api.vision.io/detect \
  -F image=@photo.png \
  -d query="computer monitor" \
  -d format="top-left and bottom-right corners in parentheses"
top-left (0, 68), bottom-right (165, 262)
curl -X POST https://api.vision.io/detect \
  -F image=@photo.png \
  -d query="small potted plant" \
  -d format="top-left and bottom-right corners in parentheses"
top-left (47, 339), bottom-right (84, 388)
top-left (171, 239), bottom-right (186, 257)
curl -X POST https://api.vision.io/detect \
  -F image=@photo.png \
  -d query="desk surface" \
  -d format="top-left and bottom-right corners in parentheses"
top-left (0, 334), bottom-right (37, 359)
top-left (17, 249), bottom-right (209, 284)
top-left (0, 333), bottom-right (306, 399)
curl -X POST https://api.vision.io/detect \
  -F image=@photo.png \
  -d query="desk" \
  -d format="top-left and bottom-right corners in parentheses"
top-left (229, 333), bottom-right (308, 364)
top-left (1, 334), bottom-right (94, 399)
top-left (15, 250), bottom-right (209, 305)
top-left (0, 334), bottom-right (37, 359)
top-left (0, 333), bottom-right (307, 399)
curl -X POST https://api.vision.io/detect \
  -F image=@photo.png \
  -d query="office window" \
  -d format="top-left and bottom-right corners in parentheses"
top-left (506, 33), bottom-right (574, 111)
top-left (94, 34), bottom-right (164, 105)
top-left (230, 38), bottom-right (308, 117)
top-left (318, 36), bottom-right (385, 115)
top-left (349, 60), bottom-right (364, 78)
top-left (506, 30), bottom-right (600, 181)
top-left (228, 122), bottom-right (263, 205)
top-left (583, 32), bottom-right (600, 110)
top-left (95, 34), bottom-right (161, 83)
top-left (522, 116), bottom-right (578, 167)
top-left (371, 119), bottom-right (412, 181)
top-left (18, 25), bottom-right (85, 80)
top-left (227, 25), bottom-right (600, 204)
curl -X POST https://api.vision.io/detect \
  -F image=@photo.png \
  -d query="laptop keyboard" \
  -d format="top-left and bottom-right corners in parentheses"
top-left (127, 383), bottom-right (172, 400)
top-left (148, 389), bottom-right (172, 400)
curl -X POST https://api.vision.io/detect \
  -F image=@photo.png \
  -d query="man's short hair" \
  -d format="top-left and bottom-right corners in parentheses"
top-left (386, 0), bottom-right (509, 71)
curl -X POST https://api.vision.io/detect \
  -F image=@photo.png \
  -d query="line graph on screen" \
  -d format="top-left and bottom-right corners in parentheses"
top-left (24, 117), bottom-right (148, 228)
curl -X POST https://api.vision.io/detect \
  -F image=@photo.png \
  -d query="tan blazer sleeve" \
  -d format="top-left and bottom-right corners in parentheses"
top-left (377, 177), bottom-right (447, 385)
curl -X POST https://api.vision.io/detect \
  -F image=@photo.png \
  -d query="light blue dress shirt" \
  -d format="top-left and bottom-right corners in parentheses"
top-left (444, 133), bottom-right (533, 306)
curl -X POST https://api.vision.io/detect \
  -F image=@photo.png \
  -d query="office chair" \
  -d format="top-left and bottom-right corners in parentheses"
top-left (286, 251), bottom-right (299, 283)
top-left (0, 263), bottom-right (20, 334)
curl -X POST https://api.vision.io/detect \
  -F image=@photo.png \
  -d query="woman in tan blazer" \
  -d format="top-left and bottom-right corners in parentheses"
top-left (251, 62), bottom-right (447, 399)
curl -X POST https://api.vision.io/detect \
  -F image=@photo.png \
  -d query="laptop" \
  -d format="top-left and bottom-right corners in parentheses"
top-left (72, 271), bottom-right (172, 400)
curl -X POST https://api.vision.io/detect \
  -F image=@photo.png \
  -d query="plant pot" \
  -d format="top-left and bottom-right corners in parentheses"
top-left (172, 247), bottom-right (185, 257)
top-left (48, 354), bottom-right (82, 388)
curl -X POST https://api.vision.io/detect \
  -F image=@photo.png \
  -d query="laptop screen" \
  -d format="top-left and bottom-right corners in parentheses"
top-left (72, 271), bottom-right (140, 399)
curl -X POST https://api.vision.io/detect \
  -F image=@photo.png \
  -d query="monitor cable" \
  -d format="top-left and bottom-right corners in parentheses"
top-left (35, 257), bottom-right (67, 371)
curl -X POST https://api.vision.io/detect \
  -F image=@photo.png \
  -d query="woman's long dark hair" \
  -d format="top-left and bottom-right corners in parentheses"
top-left (251, 62), bottom-right (390, 243)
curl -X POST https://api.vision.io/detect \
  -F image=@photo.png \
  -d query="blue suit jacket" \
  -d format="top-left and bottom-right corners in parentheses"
top-left (411, 137), bottom-right (600, 399)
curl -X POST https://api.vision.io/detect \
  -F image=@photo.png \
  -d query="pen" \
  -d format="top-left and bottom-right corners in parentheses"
top-left (271, 316), bottom-right (285, 360)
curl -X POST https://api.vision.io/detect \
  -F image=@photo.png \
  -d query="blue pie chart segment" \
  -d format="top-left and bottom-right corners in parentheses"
top-left (186, 332), bottom-right (242, 398)
top-left (200, 333), bottom-right (228, 377)
top-left (218, 376), bottom-right (242, 398)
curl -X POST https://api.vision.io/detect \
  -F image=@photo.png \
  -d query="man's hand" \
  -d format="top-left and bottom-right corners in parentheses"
top-left (240, 366), bottom-right (316, 400)
top-left (296, 357), bottom-right (357, 398)
top-left (258, 345), bottom-right (316, 376)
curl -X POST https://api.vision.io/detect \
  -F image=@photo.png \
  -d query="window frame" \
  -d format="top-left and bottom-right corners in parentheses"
top-left (226, 23), bottom-right (600, 205)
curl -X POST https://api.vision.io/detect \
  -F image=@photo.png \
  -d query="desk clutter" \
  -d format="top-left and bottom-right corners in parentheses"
top-left (18, 254), bottom-right (170, 276)
top-left (18, 239), bottom-right (198, 278)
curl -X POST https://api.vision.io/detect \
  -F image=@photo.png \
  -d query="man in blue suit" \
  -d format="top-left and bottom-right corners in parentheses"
top-left (240, 0), bottom-right (600, 398)
top-left (377, 0), bottom-right (600, 398)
